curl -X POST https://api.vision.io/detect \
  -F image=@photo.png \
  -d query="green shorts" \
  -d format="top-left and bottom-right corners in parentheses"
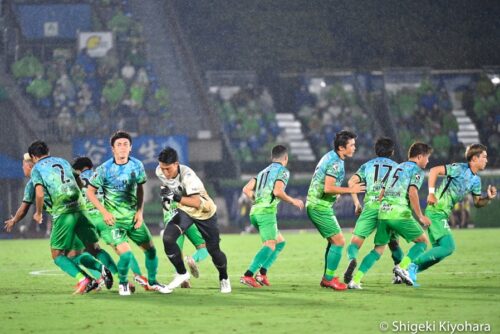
top-left (375, 219), bottom-right (424, 245)
top-left (250, 213), bottom-right (279, 242)
top-left (50, 212), bottom-right (99, 250)
top-left (353, 207), bottom-right (379, 238)
top-left (100, 217), bottom-right (153, 247)
top-left (86, 212), bottom-right (108, 238)
top-left (306, 205), bottom-right (341, 239)
top-left (425, 209), bottom-right (452, 244)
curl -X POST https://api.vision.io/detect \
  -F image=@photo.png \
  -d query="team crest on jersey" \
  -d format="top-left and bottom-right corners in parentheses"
top-left (415, 174), bottom-right (421, 181)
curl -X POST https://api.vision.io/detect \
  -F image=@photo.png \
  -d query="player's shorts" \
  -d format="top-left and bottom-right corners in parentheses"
top-left (375, 218), bottom-right (424, 245)
top-left (306, 205), bottom-right (341, 239)
top-left (86, 212), bottom-right (108, 238)
top-left (50, 212), bottom-right (99, 250)
top-left (353, 207), bottom-right (379, 238)
top-left (100, 216), bottom-right (153, 247)
top-left (425, 209), bottom-right (452, 244)
top-left (169, 210), bottom-right (221, 247)
top-left (250, 213), bottom-right (279, 242)
top-left (168, 220), bottom-right (206, 249)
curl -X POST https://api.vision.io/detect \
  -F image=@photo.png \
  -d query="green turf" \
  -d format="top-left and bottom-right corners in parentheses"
top-left (1, 229), bottom-right (499, 333)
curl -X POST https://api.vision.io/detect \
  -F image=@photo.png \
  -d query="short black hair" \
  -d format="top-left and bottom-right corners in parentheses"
top-left (375, 137), bottom-right (395, 158)
top-left (28, 140), bottom-right (49, 158)
top-left (158, 147), bottom-right (178, 164)
top-left (271, 145), bottom-right (288, 160)
top-left (334, 130), bottom-right (357, 151)
top-left (110, 130), bottom-right (132, 147)
top-left (72, 156), bottom-right (93, 171)
top-left (408, 142), bottom-right (433, 159)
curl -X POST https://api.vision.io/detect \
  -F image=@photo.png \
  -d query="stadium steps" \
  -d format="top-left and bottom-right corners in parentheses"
top-left (452, 109), bottom-right (481, 146)
top-left (275, 114), bottom-right (315, 161)
top-left (129, 0), bottom-right (210, 138)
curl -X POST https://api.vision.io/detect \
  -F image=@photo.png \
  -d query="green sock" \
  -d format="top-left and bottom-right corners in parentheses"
top-left (117, 251), bottom-right (132, 284)
top-left (54, 255), bottom-right (85, 278)
top-left (192, 247), bottom-right (209, 263)
top-left (95, 249), bottom-right (118, 274)
top-left (324, 244), bottom-right (343, 280)
top-left (71, 253), bottom-right (102, 279)
top-left (358, 250), bottom-right (381, 275)
top-left (144, 247), bottom-right (158, 283)
top-left (248, 246), bottom-right (274, 274)
top-left (347, 243), bottom-right (359, 261)
top-left (261, 241), bottom-right (286, 272)
top-left (390, 245), bottom-right (404, 265)
top-left (353, 271), bottom-right (364, 284)
top-left (130, 254), bottom-right (142, 276)
top-left (414, 235), bottom-right (455, 272)
top-left (77, 252), bottom-right (103, 272)
top-left (400, 242), bottom-right (427, 269)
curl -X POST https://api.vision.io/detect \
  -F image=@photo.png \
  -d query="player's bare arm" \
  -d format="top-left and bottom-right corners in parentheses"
top-left (33, 184), bottom-right (44, 224)
top-left (273, 180), bottom-right (304, 210)
top-left (409, 186), bottom-right (431, 226)
top-left (134, 183), bottom-right (145, 229)
top-left (473, 185), bottom-right (497, 208)
top-left (242, 178), bottom-right (256, 200)
top-left (4, 202), bottom-right (31, 232)
top-left (87, 185), bottom-right (115, 225)
top-left (348, 174), bottom-right (363, 215)
top-left (427, 165), bottom-right (446, 205)
top-left (324, 175), bottom-right (365, 195)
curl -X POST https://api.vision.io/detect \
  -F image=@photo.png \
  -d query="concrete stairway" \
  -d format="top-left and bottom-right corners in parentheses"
top-left (275, 113), bottom-right (315, 161)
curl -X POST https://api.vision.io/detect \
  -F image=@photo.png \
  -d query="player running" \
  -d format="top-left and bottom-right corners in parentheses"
top-left (239, 145), bottom-right (304, 288)
top-left (306, 130), bottom-right (366, 291)
top-left (408, 144), bottom-right (497, 284)
top-left (157, 146), bottom-right (231, 293)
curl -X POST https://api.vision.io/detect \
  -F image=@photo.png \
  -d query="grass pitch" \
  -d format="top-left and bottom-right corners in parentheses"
top-left (1, 228), bottom-right (499, 334)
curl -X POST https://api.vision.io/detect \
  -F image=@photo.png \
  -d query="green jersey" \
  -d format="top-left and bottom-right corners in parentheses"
top-left (250, 162), bottom-right (290, 215)
top-left (22, 179), bottom-right (51, 213)
top-left (355, 157), bottom-right (398, 210)
top-left (426, 162), bottom-right (482, 217)
top-left (79, 169), bottom-right (103, 218)
top-left (90, 157), bottom-right (146, 221)
top-left (307, 150), bottom-right (345, 210)
top-left (30, 156), bottom-right (84, 220)
top-left (379, 161), bottom-right (425, 220)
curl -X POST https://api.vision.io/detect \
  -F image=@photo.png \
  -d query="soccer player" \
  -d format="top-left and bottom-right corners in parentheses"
top-left (86, 131), bottom-right (170, 295)
top-left (73, 156), bottom-right (150, 290)
top-left (349, 142), bottom-right (433, 289)
top-left (157, 146), bottom-right (231, 293)
top-left (408, 144), bottom-right (497, 283)
top-left (343, 137), bottom-right (405, 285)
top-left (158, 165), bottom-right (210, 287)
top-left (239, 145), bottom-right (304, 288)
top-left (306, 130), bottom-right (366, 291)
top-left (28, 141), bottom-right (114, 294)
top-left (3, 154), bottom-right (107, 286)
